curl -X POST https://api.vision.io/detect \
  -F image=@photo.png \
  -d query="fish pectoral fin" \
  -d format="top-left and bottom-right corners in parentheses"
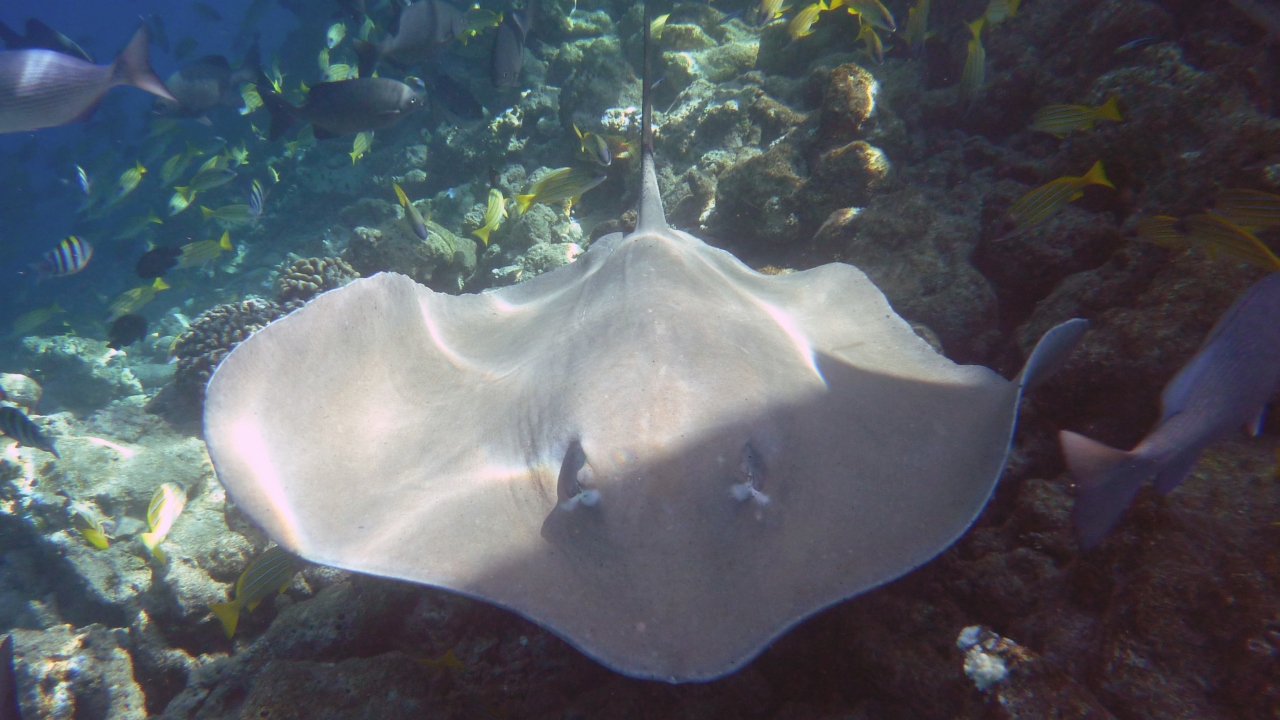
top-left (1247, 405), bottom-right (1267, 437)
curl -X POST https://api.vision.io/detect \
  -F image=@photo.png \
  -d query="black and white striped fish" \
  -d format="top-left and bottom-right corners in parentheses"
top-left (0, 405), bottom-right (58, 458)
top-left (31, 235), bottom-right (92, 278)
top-left (248, 179), bottom-right (264, 222)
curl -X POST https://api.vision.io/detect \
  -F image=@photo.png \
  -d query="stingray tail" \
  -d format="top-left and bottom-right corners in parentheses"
top-left (113, 26), bottom-right (177, 102)
top-left (0, 634), bottom-right (19, 720)
top-left (1060, 430), bottom-right (1158, 549)
top-left (635, 0), bottom-right (667, 234)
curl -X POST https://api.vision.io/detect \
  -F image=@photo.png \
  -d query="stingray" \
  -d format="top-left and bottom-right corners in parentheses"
top-left (202, 7), bottom-right (1086, 683)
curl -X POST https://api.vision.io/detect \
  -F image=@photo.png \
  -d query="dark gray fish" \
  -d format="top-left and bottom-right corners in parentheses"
top-left (193, 3), bottom-right (223, 22)
top-left (423, 68), bottom-right (482, 120)
top-left (0, 18), bottom-right (93, 62)
top-left (142, 14), bottom-right (169, 53)
top-left (490, 13), bottom-right (526, 88)
top-left (0, 635), bottom-right (18, 720)
top-left (1061, 272), bottom-right (1280, 548)
top-left (0, 26), bottom-right (177, 134)
top-left (107, 313), bottom-right (147, 349)
top-left (261, 77), bottom-right (423, 140)
top-left (353, 0), bottom-right (464, 77)
top-left (155, 40), bottom-right (260, 118)
top-left (173, 36), bottom-right (198, 61)
top-left (0, 406), bottom-right (58, 458)
top-left (136, 245), bottom-right (181, 279)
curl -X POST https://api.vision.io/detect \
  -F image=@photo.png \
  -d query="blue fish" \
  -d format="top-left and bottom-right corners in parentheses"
top-left (1061, 272), bottom-right (1280, 547)
top-left (0, 406), bottom-right (58, 458)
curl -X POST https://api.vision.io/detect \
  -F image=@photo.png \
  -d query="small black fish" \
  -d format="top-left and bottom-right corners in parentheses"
top-left (0, 635), bottom-right (19, 720)
top-left (490, 13), bottom-right (527, 88)
top-left (136, 246), bottom-right (182, 279)
top-left (262, 78), bottom-right (424, 140)
top-left (0, 406), bottom-right (58, 458)
top-left (353, 0), bottom-right (465, 77)
top-left (107, 313), bottom-right (148, 349)
top-left (0, 17), bottom-right (93, 62)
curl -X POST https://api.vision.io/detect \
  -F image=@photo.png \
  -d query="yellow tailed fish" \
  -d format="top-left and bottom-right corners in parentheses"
top-left (903, 0), bottom-right (930, 55)
top-left (1182, 213), bottom-right (1280, 270)
top-left (1135, 215), bottom-right (1184, 248)
top-left (1029, 97), bottom-right (1122, 138)
top-left (472, 189), bottom-right (507, 247)
top-left (209, 546), bottom-right (298, 637)
top-left (140, 482), bottom-right (186, 562)
top-left (168, 187), bottom-right (197, 216)
top-left (326, 22), bottom-right (346, 49)
top-left (178, 232), bottom-right (234, 268)
top-left (240, 84), bottom-right (263, 115)
top-left (394, 183), bottom-right (429, 240)
top-left (1008, 160), bottom-right (1113, 227)
top-left (11, 302), bottom-right (65, 336)
top-left (350, 131), bottom-right (373, 164)
top-left (857, 24), bottom-right (883, 64)
top-left (788, 1), bottom-right (827, 40)
top-left (842, 0), bottom-right (895, 31)
top-left (108, 278), bottom-right (170, 320)
top-left (201, 204), bottom-right (255, 226)
top-left (959, 17), bottom-right (985, 105)
top-left (1211, 189), bottom-right (1280, 230)
top-left (515, 167), bottom-right (609, 216)
top-left (650, 13), bottom-right (670, 38)
top-left (117, 161), bottom-right (146, 198)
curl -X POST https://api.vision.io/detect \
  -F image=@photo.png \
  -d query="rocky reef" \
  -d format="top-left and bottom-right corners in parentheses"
top-left (1, 0), bottom-right (1279, 715)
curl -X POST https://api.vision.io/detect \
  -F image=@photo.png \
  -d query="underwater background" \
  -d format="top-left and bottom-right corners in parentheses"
top-left (0, 0), bottom-right (1278, 715)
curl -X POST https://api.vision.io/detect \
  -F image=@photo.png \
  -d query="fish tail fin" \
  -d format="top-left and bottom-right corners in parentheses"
top-left (0, 19), bottom-right (22, 47)
top-left (209, 600), bottom-right (241, 638)
top-left (1081, 160), bottom-right (1114, 189)
top-left (140, 531), bottom-right (161, 557)
top-left (153, 278), bottom-right (170, 290)
top-left (1060, 430), bottom-right (1156, 549)
top-left (515, 193), bottom-right (535, 215)
top-left (201, 206), bottom-right (215, 220)
top-left (472, 226), bottom-right (491, 246)
top-left (114, 25), bottom-right (178, 103)
top-left (220, 231), bottom-right (232, 251)
top-left (260, 91), bottom-right (299, 142)
top-left (353, 39), bottom-right (379, 80)
top-left (1096, 95), bottom-right (1122, 121)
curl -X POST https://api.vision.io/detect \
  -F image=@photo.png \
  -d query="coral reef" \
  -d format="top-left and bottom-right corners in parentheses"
top-left (275, 256), bottom-right (360, 310)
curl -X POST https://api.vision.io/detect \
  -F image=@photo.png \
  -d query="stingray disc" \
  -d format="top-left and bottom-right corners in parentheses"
top-left (205, 228), bottom-right (1071, 682)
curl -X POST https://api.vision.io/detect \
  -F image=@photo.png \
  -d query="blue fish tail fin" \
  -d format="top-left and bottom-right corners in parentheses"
top-left (1060, 430), bottom-right (1157, 549)
top-left (113, 25), bottom-right (176, 102)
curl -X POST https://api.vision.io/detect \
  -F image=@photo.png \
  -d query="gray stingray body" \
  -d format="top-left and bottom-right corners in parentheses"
top-left (203, 12), bottom-right (1085, 682)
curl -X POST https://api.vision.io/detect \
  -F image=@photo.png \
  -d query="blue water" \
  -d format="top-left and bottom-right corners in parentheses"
top-left (0, 0), bottom-right (296, 324)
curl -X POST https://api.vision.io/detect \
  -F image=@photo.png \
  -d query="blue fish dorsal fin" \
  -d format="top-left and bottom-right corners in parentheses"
top-left (634, 0), bottom-right (668, 236)
top-left (1015, 318), bottom-right (1088, 391)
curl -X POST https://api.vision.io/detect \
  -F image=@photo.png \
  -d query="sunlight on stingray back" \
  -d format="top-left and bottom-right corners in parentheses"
top-left (202, 1), bottom-right (1086, 683)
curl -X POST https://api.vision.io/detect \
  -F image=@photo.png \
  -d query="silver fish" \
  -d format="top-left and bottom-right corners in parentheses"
top-left (1061, 272), bottom-right (1280, 548)
top-left (353, 0), bottom-right (464, 77)
top-left (0, 25), bottom-right (176, 134)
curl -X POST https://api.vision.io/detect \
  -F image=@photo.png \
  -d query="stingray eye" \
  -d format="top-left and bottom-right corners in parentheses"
top-left (730, 442), bottom-right (770, 506)
top-left (557, 440), bottom-right (599, 510)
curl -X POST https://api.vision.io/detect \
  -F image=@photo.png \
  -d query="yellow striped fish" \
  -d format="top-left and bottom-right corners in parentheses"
top-left (472, 189), bottom-right (507, 247)
top-left (903, 0), bottom-right (930, 55)
top-left (1029, 97), bottom-right (1122, 138)
top-left (516, 167), bottom-right (608, 215)
top-left (857, 25), bottom-right (883, 64)
top-left (350, 131), bottom-right (373, 164)
top-left (1008, 160), bottom-right (1113, 227)
top-left (752, 0), bottom-right (792, 26)
top-left (1210, 188), bottom-right (1280, 230)
top-left (1183, 213), bottom-right (1280, 270)
top-left (177, 232), bottom-right (234, 268)
top-left (201, 204), bottom-right (256, 226)
top-left (789, 1), bottom-right (827, 40)
top-left (108, 278), bottom-right (169, 320)
top-left (71, 505), bottom-right (110, 550)
top-left (959, 18), bottom-right (985, 105)
top-left (140, 482), bottom-right (186, 562)
top-left (209, 546), bottom-right (298, 637)
top-left (240, 84), bottom-right (263, 115)
top-left (841, 0), bottom-right (895, 31)
top-left (1135, 215), bottom-right (1184, 247)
